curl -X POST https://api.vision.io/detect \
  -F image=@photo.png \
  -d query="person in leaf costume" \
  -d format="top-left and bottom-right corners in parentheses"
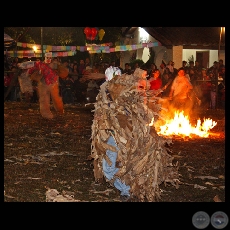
top-left (89, 66), bottom-right (179, 202)
top-left (27, 57), bottom-right (68, 119)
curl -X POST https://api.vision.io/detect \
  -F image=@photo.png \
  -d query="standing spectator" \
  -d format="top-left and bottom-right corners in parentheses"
top-left (131, 62), bottom-right (140, 74)
top-left (18, 68), bottom-right (33, 106)
top-left (70, 63), bottom-right (79, 82)
top-left (6, 56), bottom-right (13, 69)
top-left (104, 62), bottom-right (110, 71)
top-left (218, 66), bottom-right (225, 84)
top-left (161, 67), bottom-right (170, 88)
top-left (208, 65), bottom-right (224, 109)
top-left (208, 70), bottom-right (217, 109)
top-left (218, 66), bottom-right (225, 108)
top-left (198, 68), bottom-right (212, 109)
top-left (62, 76), bottom-right (75, 104)
top-left (85, 57), bottom-right (91, 68)
top-left (115, 60), bottom-right (124, 73)
top-left (195, 60), bottom-right (203, 69)
top-left (62, 60), bottom-right (72, 73)
top-left (4, 71), bottom-right (12, 101)
top-left (166, 61), bottom-right (174, 74)
top-left (110, 60), bottom-right (116, 67)
top-left (188, 61), bottom-right (196, 86)
top-left (218, 59), bottom-right (225, 72)
top-left (149, 69), bottom-right (162, 90)
top-left (161, 67), bottom-right (174, 97)
top-left (208, 61), bottom-right (219, 75)
top-left (179, 61), bottom-right (190, 81)
top-left (167, 61), bottom-right (178, 78)
top-left (171, 61), bottom-right (178, 79)
top-left (218, 83), bottom-right (225, 109)
top-left (12, 57), bottom-right (19, 68)
top-left (4, 55), bottom-right (10, 71)
top-left (74, 78), bottom-right (88, 105)
top-left (181, 60), bottom-right (188, 69)
top-left (31, 80), bottom-right (39, 103)
top-left (78, 59), bottom-right (86, 78)
top-left (8, 66), bottom-right (20, 101)
top-left (159, 60), bottom-right (167, 76)
top-left (92, 63), bottom-right (106, 86)
top-left (91, 63), bottom-right (101, 74)
top-left (123, 63), bottom-right (132, 75)
top-left (86, 79), bottom-right (99, 103)
top-left (69, 61), bottom-right (74, 73)
top-left (147, 63), bottom-right (157, 80)
top-left (194, 60), bottom-right (202, 80)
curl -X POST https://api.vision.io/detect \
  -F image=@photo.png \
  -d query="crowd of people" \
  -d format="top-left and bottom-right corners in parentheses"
top-left (145, 59), bottom-right (225, 112)
top-left (4, 56), bottom-right (106, 106)
top-left (4, 55), bottom-right (225, 114)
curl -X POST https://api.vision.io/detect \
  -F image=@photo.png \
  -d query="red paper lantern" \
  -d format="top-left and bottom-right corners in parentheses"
top-left (91, 28), bottom-right (98, 38)
top-left (84, 27), bottom-right (92, 38)
top-left (84, 27), bottom-right (99, 41)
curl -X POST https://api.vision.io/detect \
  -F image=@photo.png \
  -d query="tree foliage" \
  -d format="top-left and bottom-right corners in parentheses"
top-left (4, 27), bottom-right (123, 46)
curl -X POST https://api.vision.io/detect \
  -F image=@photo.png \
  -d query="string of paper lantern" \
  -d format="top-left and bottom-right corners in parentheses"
top-left (84, 27), bottom-right (105, 41)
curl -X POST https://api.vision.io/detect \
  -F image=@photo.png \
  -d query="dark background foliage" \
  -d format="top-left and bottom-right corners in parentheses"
top-left (4, 27), bottom-right (122, 47)
top-left (4, 27), bottom-right (123, 63)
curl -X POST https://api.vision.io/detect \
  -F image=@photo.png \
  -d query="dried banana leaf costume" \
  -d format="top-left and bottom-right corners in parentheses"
top-left (28, 59), bottom-right (65, 119)
top-left (90, 67), bottom-right (179, 202)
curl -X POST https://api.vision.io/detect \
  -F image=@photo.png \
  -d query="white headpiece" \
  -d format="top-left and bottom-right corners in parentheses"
top-left (45, 52), bottom-right (52, 63)
top-left (105, 66), bottom-right (121, 81)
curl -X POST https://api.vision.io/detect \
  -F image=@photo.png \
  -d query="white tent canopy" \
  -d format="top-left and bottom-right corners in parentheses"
top-left (4, 33), bottom-right (16, 48)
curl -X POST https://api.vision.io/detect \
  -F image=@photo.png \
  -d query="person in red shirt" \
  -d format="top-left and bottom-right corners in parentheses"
top-left (28, 57), bottom-right (65, 119)
top-left (149, 69), bottom-right (162, 90)
top-left (4, 71), bottom-right (12, 101)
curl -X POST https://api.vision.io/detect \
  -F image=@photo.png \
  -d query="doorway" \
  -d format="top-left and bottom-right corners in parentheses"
top-left (196, 51), bottom-right (209, 68)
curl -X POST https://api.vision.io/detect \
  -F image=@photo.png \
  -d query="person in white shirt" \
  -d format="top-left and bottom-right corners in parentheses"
top-left (168, 68), bottom-right (193, 115)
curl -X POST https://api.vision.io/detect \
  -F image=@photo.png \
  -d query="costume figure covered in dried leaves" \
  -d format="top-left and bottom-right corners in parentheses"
top-left (89, 67), bottom-right (180, 202)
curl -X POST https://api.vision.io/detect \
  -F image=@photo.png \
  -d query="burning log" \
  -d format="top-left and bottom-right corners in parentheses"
top-left (90, 69), bottom-right (180, 202)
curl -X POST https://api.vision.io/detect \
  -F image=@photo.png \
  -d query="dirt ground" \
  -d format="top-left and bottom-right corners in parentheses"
top-left (4, 101), bottom-right (225, 202)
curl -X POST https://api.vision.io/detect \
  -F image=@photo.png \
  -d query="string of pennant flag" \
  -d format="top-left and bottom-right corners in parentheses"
top-left (4, 41), bottom-right (161, 58)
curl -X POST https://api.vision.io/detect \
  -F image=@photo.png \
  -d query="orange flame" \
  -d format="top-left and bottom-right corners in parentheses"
top-left (156, 111), bottom-right (217, 138)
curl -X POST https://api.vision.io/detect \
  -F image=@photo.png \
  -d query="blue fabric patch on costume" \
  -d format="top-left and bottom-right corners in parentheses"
top-left (102, 136), bottom-right (130, 196)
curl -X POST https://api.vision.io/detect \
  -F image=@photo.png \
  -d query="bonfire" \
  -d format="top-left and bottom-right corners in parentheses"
top-left (156, 110), bottom-right (217, 138)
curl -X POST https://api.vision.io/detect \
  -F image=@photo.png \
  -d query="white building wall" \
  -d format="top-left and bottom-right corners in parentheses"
top-left (209, 50), bottom-right (219, 66)
top-left (182, 49), bottom-right (197, 64)
top-left (120, 50), bottom-right (132, 69)
top-left (183, 49), bottom-right (224, 68)
top-left (121, 27), bottom-right (225, 69)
